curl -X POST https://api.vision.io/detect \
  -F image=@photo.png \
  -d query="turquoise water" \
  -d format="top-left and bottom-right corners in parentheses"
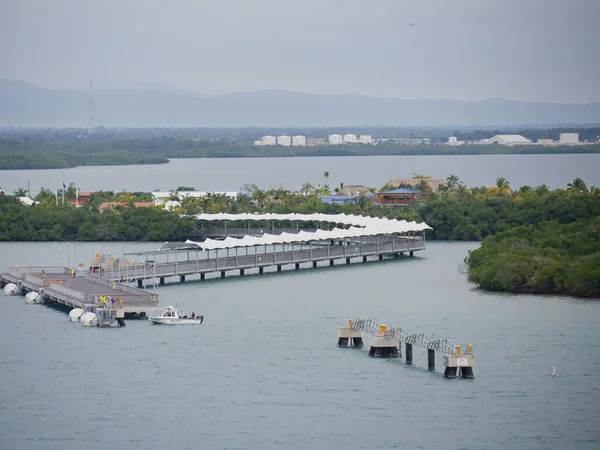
top-left (1, 241), bottom-right (599, 450)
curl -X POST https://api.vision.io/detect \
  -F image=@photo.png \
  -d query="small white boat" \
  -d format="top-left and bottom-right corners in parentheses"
top-left (148, 306), bottom-right (204, 325)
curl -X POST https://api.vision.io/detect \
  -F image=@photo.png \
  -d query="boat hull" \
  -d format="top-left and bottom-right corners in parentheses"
top-left (149, 318), bottom-right (202, 325)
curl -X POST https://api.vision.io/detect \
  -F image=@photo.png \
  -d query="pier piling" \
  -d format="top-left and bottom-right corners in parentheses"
top-left (405, 343), bottom-right (413, 364)
top-left (428, 349), bottom-right (435, 370)
top-left (337, 319), bottom-right (363, 348)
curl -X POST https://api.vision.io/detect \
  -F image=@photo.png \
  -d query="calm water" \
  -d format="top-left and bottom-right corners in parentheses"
top-left (1, 241), bottom-right (599, 450)
top-left (2, 154), bottom-right (599, 193)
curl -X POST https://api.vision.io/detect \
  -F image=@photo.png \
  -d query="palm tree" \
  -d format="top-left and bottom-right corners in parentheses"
top-left (356, 192), bottom-right (372, 212)
top-left (252, 189), bottom-right (268, 208)
top-left (323, 171), bottom-right (330, 185)
top-left (300, 182), bottom-right (314, 197)
top-left (412, 173), bottom-right (430, 180)
top-left (13, 187), bottom-right (28, 197)
top-left (488, 177), bottom-right (511, 196)
top-left (445, 174), bottom-right (461, 192)
top-left (567, 177), bottom-right (588, 192)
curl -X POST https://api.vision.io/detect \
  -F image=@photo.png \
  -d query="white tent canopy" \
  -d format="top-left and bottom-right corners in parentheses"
top-left (193, 213), bottom-right (432, 232)
top-left (184, 221), bottom-right (431, 251)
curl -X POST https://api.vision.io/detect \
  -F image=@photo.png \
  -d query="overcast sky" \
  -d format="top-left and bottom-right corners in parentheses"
top-left (1, 0), bottom-right (599, 103)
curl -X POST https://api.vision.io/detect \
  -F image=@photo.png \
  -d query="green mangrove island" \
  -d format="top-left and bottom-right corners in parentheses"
top-left (2, 131), bottom-right (600, 170)
top-left (1, 175), bottom-right (599, 298)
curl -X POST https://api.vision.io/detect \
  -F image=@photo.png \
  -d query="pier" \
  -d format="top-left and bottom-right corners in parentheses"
top-left (2, 214), bottom-right (431, 326)
top-left (108, 213), bottom-right (432, 286)
top-left (338, 318), bottom-right (475, 379)
top-left (1, 266), bottom-right (158, 321)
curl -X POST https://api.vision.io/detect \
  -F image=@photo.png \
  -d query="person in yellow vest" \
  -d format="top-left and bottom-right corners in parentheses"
top-left (118, 298), bottom-right (123, 308)
top-left (71, 267), bottom-right (76, 278)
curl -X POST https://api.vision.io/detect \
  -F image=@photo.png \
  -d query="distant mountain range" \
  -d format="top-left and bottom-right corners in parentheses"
top-left (1, 79), bottom-right (599, 127)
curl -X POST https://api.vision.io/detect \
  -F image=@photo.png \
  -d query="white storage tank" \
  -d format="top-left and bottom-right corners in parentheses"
top-left (359, 135), bottom-right (372, 144)
top-left (291, 135), bottom-right (306, 146)
top-left (3, 283), bottom-right (18, 296)
top-left (80, 312), bottom-right (99, 327)
top-left (69, 308), bottom-right (85, 322)
top-left (261, 135), bottom-right (276, 146)
top-left (25, 291), bottom-right (40, 304)
top-left (277, 135), bottom-right (291, 146)
top-left (254, 139), bottom-right (263, 146)
top-left (328, 134), bottom-right (343, 145)
top-left (342, 134), bottom-right (357, 143)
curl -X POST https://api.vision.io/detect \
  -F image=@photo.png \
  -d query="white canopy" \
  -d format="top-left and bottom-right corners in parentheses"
top-left (184, 223), bottom-right (429, 251)
top-left (193, 213), bottom-right (432, 232)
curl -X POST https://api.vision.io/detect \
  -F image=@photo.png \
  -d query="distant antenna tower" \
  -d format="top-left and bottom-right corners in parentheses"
top-left (88, 79), bottom-right (94, 135)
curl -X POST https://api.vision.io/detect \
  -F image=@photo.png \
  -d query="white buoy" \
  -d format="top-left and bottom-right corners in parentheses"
top-left (25, 291), bottom-right (40, 304)
top-left (552, 367), bottom-right (556, 377)
top-left (69, 308), bottom-right (85, 322)
top-left (80, 312), bottom-right (99, 327)
top-left (3, 283), bottom-right (18, 296)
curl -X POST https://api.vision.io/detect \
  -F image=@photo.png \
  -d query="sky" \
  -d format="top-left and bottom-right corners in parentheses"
top-left (1, 0), bottom-right (599, 103)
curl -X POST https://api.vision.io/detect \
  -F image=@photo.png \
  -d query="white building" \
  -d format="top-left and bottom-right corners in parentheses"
top-left (18, 196), bottom-right (37, 206)
top-left (291, 135), bottom-right (306, 146)
top-left (254, 140), bottom-right (263, 146)
top-left (277, 135), bottom-right (291, 146)
top-left (261, 135), bottom-right (276, 146)
top-left (152, 191), bottom-right (239, 205)
top-left (448, 136), bottom-right (458, 145)
top-left (329, 134), bottom-right (343, 145)
top-left (489, 135), bottom-right (531, 145)
top-left (559, 133), bottom-right (579, 144)
top-left (342, 133), bottom-right (357, 143)
top-left (359, 135), bottom-right (372, 144)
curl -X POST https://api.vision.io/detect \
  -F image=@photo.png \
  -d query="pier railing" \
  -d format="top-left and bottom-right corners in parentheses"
top-left (46, 283), bottom-right (86, 302)
top-left (84, 274), bottom-right (157, 301)
top-left (104, 237), bottom-right (424, 282)
top-left (9, 266), bottom-right (69, 276)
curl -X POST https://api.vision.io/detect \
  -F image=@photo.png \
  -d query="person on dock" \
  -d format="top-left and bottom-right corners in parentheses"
top-left (70, 267), bottom-right (76, 278)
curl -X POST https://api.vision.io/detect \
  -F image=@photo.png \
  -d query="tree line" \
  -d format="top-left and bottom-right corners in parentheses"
top-left (2, 134), bottom-right (600, 170)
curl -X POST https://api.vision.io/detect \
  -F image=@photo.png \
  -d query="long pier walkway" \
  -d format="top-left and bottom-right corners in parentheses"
top-left (111, 235), bottom-right (425, 287)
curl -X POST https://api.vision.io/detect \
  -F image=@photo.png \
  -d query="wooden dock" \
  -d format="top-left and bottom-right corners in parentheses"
top-left (108, 235), bottom-right (425, 287)
top-left (1, 267), bottom-right (157, 317)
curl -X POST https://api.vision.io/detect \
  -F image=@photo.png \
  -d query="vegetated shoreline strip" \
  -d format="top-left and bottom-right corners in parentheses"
top-left (1, 143), bottom-right (600, 170)
top-left (2, 176), bottom-right (598, 298)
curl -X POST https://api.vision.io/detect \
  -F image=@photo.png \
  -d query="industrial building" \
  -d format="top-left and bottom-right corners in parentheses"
top-left (254, 140), bottom-right (263, 146)
top-left (306, 138), bottom-right (327, 146)
top-left (559, 133), bottom-right (579, 144)
top-left (277, 135), bottom-right (291, 146)
top-left (487, 135), bottom-right (531, 145)
top-left (329, 134), bottom-right (343, 145)
top-left (291, 135), bottom-right (307, 146)
top-left (359, 135), bottom-right (372, 144)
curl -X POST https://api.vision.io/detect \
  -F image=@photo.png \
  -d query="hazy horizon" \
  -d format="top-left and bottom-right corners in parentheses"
top-left (2, 0), bottom-right (600, 104)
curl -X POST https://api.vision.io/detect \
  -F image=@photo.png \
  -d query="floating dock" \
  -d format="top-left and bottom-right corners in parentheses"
top-left (1, 266), bottom-right (157, 319)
